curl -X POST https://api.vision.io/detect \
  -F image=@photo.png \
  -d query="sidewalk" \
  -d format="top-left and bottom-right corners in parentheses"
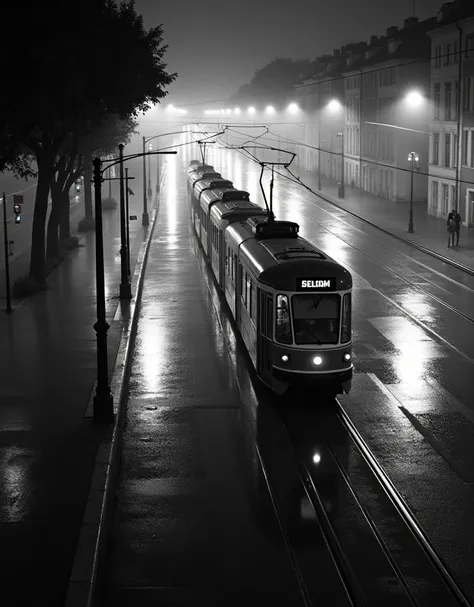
top-left (292, 169), bottom-right (474, 272)
top-left (0, 189), bottom-right (156, 606)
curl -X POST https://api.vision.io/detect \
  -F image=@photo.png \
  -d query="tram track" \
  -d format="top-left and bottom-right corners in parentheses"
top-left (276, 395), bottom-right (472, 607)
top-left (294, 207), bottom-right (474, 326)
top-left (189, 167), bottom-right (473, 607)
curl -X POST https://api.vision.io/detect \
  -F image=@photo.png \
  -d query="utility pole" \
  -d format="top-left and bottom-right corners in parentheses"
top-left (2, 193), bottom-right (12, 313)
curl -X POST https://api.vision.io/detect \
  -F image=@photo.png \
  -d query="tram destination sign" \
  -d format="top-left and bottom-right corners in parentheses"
top-left (296, 278), bottom-right (336, 291)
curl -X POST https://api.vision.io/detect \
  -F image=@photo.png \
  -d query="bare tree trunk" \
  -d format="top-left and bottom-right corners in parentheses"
top-left (83, 150), bottom-right (93, 220)
top-left (29, 146), bottom-right (54, 284)
top-left (46, 179), bottom-right (62, 259)
top-left (59, 190), bottom-right (71, 240)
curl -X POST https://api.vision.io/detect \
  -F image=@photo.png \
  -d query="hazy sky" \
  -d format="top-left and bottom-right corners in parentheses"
top-left (135, 0), bottom-right (445, 109)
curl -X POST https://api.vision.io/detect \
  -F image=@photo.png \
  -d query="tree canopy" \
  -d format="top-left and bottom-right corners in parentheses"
top-left (0, 0), bottom-right (176, 282)
top-left (231, 57), bottom-right (311, 110)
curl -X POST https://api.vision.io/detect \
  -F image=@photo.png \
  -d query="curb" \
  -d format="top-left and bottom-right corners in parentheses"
top-left (63, 170), bottom-right (165, 607)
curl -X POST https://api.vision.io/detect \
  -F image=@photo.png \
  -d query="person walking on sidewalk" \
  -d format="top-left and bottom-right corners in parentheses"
top-left (447, 209), bottom-right (462, 246)
top-left (447, 216), bottom-right (456, 247)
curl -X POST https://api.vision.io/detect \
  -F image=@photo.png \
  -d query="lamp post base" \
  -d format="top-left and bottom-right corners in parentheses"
top-left (338, 185), bottom-right (345, 199)
top-left (93, 392), bottom-right (114, 423)
top-left (155, 184), bottom-right (160, 193)
top-left (408, 224), bottom-right (414, 234)
top-left (142, 212), bottom-right (149, 226)
top-left (120, 282), bottom-right (132, 299)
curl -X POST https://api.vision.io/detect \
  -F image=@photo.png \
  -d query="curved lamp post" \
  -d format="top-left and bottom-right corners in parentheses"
top-left (91, 147), bottom-right (177, 422)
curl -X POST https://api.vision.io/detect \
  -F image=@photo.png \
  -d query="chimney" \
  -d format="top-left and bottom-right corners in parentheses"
top-left (333, 48), bottom-right (341, 58)
top-left (386, 25), bottom-right (398, 37)
top-left (404, 16), bottom-right (418, 28)
top-left (370, 35), bottom-right (378, 45)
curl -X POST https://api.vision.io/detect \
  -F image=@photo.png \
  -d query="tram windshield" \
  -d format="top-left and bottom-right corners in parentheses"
top-left (292, 294), bottom-right (340, 345)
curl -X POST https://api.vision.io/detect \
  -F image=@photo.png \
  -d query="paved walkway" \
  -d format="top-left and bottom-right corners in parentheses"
top-left (0, 185), bottom-right (153, 606)
top-left (290, 169), bottom-right (474, 271)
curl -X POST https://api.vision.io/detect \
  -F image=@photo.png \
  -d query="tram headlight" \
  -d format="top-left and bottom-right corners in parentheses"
top-left (343, 353), bottom-right (351, 362)
top-left (281, 354), bottom-right (289, 363)
top-left (312, 356), bottom-right (322, 366)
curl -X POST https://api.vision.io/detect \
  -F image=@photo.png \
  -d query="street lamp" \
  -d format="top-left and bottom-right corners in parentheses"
top-left (318, 97), bottom-right (344, 192)
top-left (147, 143), bottom-right (152, 199)
top-left (405, 90), bottom-right (424, 109)
top-left (118, 144), bottom-right (132, 300)
top-left (408, 151), bottom-right (420, 234)
top-left (91, 147), bottom-right (177, 421)
top-left (92, 157), bottom-right (114, 422)
top-left (337, 131), bottom-right (345, 199)
top-left (141, 136), bottom-right (150, 226)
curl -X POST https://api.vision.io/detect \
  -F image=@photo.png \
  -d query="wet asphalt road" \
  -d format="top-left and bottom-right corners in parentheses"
top-left (100, 138), bottom-right (474, 605)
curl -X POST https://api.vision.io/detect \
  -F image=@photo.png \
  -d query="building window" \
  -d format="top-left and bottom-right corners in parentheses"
top-left (453, 41), bottom-right (459, 63)
top-left (465, 34), bottom-right (474, 58)
top-left (464, 77), bottom-right (472, 112)
top-left (444, 43), bottom-right (452, 65)
top-left (444, 83), bottom-right (452, 120)
top-left (435, 45), bottom-right (442, 67)
top-left (444, 133), bottom-right (451, 167)
top-left (431, 181), bottom-right (439, 211)
top-left (462, 130), bottom-right (469, 166)
top-left (434, 83), bottom-right (441, 118)
top-left (442, 184), bottom-right (449, 215)
top-left (453, 133), bottom-right (458, 167)
top-left (471, 131), bottom-right (474, 168)
top-left (433, 133), bottom-right (440, 164)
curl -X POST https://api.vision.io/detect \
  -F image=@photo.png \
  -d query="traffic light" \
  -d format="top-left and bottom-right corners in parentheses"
top-left (13, 204), bottom-right (21, 223)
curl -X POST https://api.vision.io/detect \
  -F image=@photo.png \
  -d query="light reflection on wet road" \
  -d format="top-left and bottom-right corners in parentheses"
top-left (101, 139), bottom-right (474, 605)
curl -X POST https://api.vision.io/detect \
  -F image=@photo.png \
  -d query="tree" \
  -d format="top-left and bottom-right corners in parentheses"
top-left (3, 0), bottom-right (176, 284)
top-left (232, 57), bottom-right (311, 110)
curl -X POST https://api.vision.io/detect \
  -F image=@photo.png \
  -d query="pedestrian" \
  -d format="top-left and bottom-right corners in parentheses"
top-left (447, 208), bottom-right (462, 246)
top-left (447, 216), bottom-right (456, 247)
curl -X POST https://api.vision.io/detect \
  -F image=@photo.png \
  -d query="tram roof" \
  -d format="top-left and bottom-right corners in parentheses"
top-left (210, 200), bottom-right (266, 223)
top-left (225, 219), bottom-right (352, 290)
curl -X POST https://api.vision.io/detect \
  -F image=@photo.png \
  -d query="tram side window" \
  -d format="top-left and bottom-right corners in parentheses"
top-left (245, 275), bottom-right (253, 318)
top-left (240, 266), bottom-right (245, 303)
top-left (251, 281), bottom-right (257, 320)
top-left (233, 254), bottom-right (237, 281)
top-left (266, 296), bottom-right (273, 337)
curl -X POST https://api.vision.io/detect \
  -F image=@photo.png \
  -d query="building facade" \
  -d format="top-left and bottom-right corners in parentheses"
top-left (343, 17), bottom-right (433, 203)
top-left (427, 5), bottom-right (474, 226)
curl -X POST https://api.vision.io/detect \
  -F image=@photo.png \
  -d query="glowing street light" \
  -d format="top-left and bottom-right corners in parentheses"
top-left (288, 102), bottom-right (300, 114)
top-left (327, 99), bottom-right (342, 113)
top-left (234, 107), bottom-right (241, 115)
top-left (248, 106), bottom-right (256, 115)
top-left (405, 90), bottom-right (424, 109)
top-left (265, 105), bottom-right (275, 114)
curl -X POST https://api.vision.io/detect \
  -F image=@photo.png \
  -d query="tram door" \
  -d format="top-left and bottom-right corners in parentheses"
top-left (257, 289), bottom-right (273, 382)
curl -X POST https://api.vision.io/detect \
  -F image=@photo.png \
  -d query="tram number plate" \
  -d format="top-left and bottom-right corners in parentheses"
top-left (296, 278), bottom-right (335, 291)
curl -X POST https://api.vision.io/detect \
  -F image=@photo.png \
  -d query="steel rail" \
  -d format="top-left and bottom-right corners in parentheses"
top-left (335, 400), bottom-right (472, 607)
